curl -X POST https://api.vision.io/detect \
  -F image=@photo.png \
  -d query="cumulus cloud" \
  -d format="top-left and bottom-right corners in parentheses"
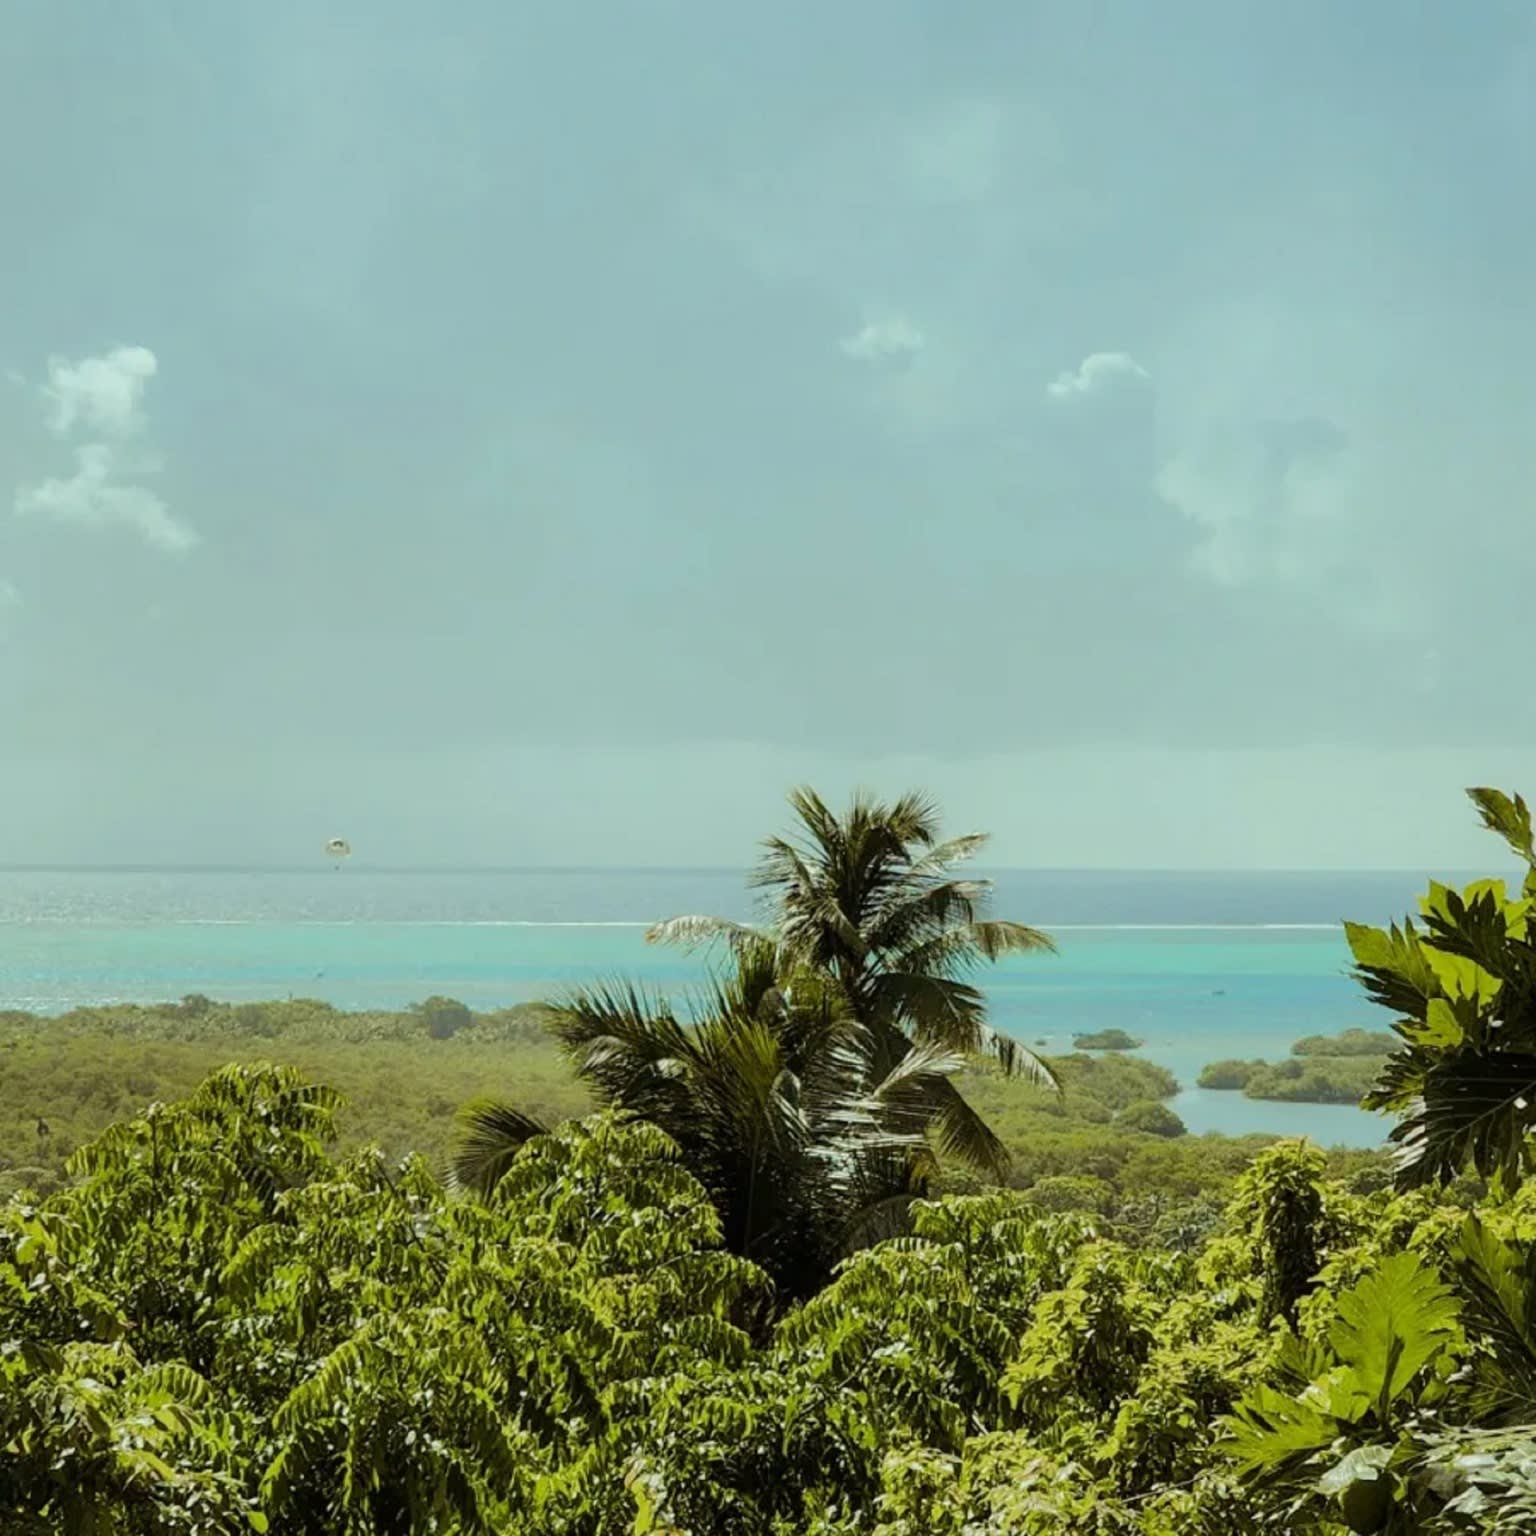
top-left (43, 346), bottom-right (158, 437)
top-left (1047, 351), bottom-right (1150, 399)
top-left (840, 315), bottom-right (924, 366)
top-left (16, 445), bottom-right (193, 553)
top-left (14, 344), bottom-right (196, 552)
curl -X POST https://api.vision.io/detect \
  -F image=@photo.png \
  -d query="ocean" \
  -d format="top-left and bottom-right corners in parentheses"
top-left (0, 866), bottom-right (1447, 1149)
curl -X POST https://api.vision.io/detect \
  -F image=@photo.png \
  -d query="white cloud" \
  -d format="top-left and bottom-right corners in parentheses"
top-left (840, 315), bottom-right (924, 365)
top-left (14, 344), bottom-right (196, 553)
top-left (1047, 351), bottom-right (1150, 399)
top-left (44, 345), bottom-right (158, 438)
top-left (16, 444), bottom-right (195, 552)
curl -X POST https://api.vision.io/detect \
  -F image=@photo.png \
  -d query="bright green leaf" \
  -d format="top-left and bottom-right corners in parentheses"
top-left (1328, 1252), bottom-right (1460, 1415)
top-left (1404, 999), bottom-right (1465, 1050)
top-left (1345, 923), bottom-right (1398, 971)
top-left (1316, 1442), bottom-right (1393, 1496)
top-left (1421, 948), bottom-right (1501, 1004)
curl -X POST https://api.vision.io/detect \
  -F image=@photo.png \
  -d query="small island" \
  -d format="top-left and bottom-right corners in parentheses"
top-left (1197, 1058), bottom-right (1262, 1091)
top-left (1199, 1028), bottom-right (1390, 1105)
top-left (1291, 1027), bottom-right (1395, 1057)
top-left (1072, 1028), bottom-right (1144, 1051)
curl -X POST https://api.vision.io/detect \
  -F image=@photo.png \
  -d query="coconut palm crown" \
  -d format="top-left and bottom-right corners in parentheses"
top-left (648, 787), bottom-right (1057, 1174)
top-left (454, 788), bottom-right (1057, 1298)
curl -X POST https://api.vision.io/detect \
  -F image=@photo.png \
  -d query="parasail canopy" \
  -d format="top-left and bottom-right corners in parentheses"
top-left (325, 837), bottom-right (352, 860)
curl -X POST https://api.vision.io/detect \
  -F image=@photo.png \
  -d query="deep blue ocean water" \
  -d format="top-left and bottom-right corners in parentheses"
top-left (0, 867), bottom-right (1459, 1148)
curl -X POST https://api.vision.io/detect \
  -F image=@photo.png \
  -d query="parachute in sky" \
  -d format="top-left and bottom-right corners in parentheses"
top-left (325, 837), bottom-right (352, 865)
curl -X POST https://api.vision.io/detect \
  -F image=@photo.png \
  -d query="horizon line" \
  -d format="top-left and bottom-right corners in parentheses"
top-left (0, 861), bottom-right (1491, 877)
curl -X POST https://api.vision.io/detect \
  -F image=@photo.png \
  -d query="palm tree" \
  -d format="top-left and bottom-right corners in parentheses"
top-left (649, 787), bottom-right (1057, 1176)
top-left (456, 935), bottom-right (965, 1300)
top-left (454, 789), bottom-right (1057, 1296)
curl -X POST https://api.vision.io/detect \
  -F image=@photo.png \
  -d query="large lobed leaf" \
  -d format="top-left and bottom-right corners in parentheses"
top-left (1327, 1250), bottom-right (1460, 1418)
top-left (1378, 1054), bottom-right (1536, 1190)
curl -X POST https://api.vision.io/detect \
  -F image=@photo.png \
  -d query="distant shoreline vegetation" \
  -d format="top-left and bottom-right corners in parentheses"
top-left (1, 994), bottom-right (1373, 1209)
top-left (1291, 1027), bottom-right (1395, 1057)
top-left (1199, 1027), bottom-right (1394, 1104)
top-left (1071, 1028), bottom-right (1144, 1051)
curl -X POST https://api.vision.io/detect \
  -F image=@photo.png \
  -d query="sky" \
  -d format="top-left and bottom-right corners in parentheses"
top-left (3, 0), bottom-right (1536, 869)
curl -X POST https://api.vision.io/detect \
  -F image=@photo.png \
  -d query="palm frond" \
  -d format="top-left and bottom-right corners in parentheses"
top-left (883, 929), bottom-right (990, 981)
top-left (838, 1147), bottom-right (940, 1252)
top-left (771, 880), bottom-right (869, 967)
top-left (926, 1078), bottom-right (1011, 1180)
top-left (548, 984), bottom-right (701, 1126)
top-left (840, 1190), bottom-right (925, 1252)
top-left (645, 914), bottom-right (769, 954)
top-left (884, 789), bottom-right (943, 847)
top-left (450, 1101), bottom-right (548, 1199)
top-left (749, 836), bottom-right (820, 907)
top-left (861, 1039), bottom-right (970, 1136)
top-left (548, 982), bottom-right (690, 1058)
top-left (905, 832), bottom-right (989, 877)
top-left (786, 784), bottom-right (845, 851)
top-left (975, 1025), bottom-right (1057, 1090)
top-left (692, 1015), bottom-right (808, 1160)
top-left (863, 880), bottom-right (990, 954)
top-left (969, 919), bottom-right (1057, 959)
top-left (867, 971), bottom-right (988, 1046)
top-left (712, 932), bottom-right (788, 1023)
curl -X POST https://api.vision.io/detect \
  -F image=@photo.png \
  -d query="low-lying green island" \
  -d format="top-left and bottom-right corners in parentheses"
top-left (1071, 1027), bottom-right (1144, 1051)
top-left (1200, 1027), bottom-right (1394, 1104)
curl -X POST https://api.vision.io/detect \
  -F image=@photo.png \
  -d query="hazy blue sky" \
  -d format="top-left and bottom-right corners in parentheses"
top-left (3, 0), bottom-right (1535, 868)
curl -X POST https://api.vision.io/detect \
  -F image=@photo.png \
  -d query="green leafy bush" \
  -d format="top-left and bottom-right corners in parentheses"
top-left (411, 994), bottom-right (474, 1038)
top-left (1117, 1100), bottom-right (1186, 1138)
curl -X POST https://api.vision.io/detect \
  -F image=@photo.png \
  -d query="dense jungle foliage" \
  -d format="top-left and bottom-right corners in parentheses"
top-left (8, 785), bottom-right (1536, 1532)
